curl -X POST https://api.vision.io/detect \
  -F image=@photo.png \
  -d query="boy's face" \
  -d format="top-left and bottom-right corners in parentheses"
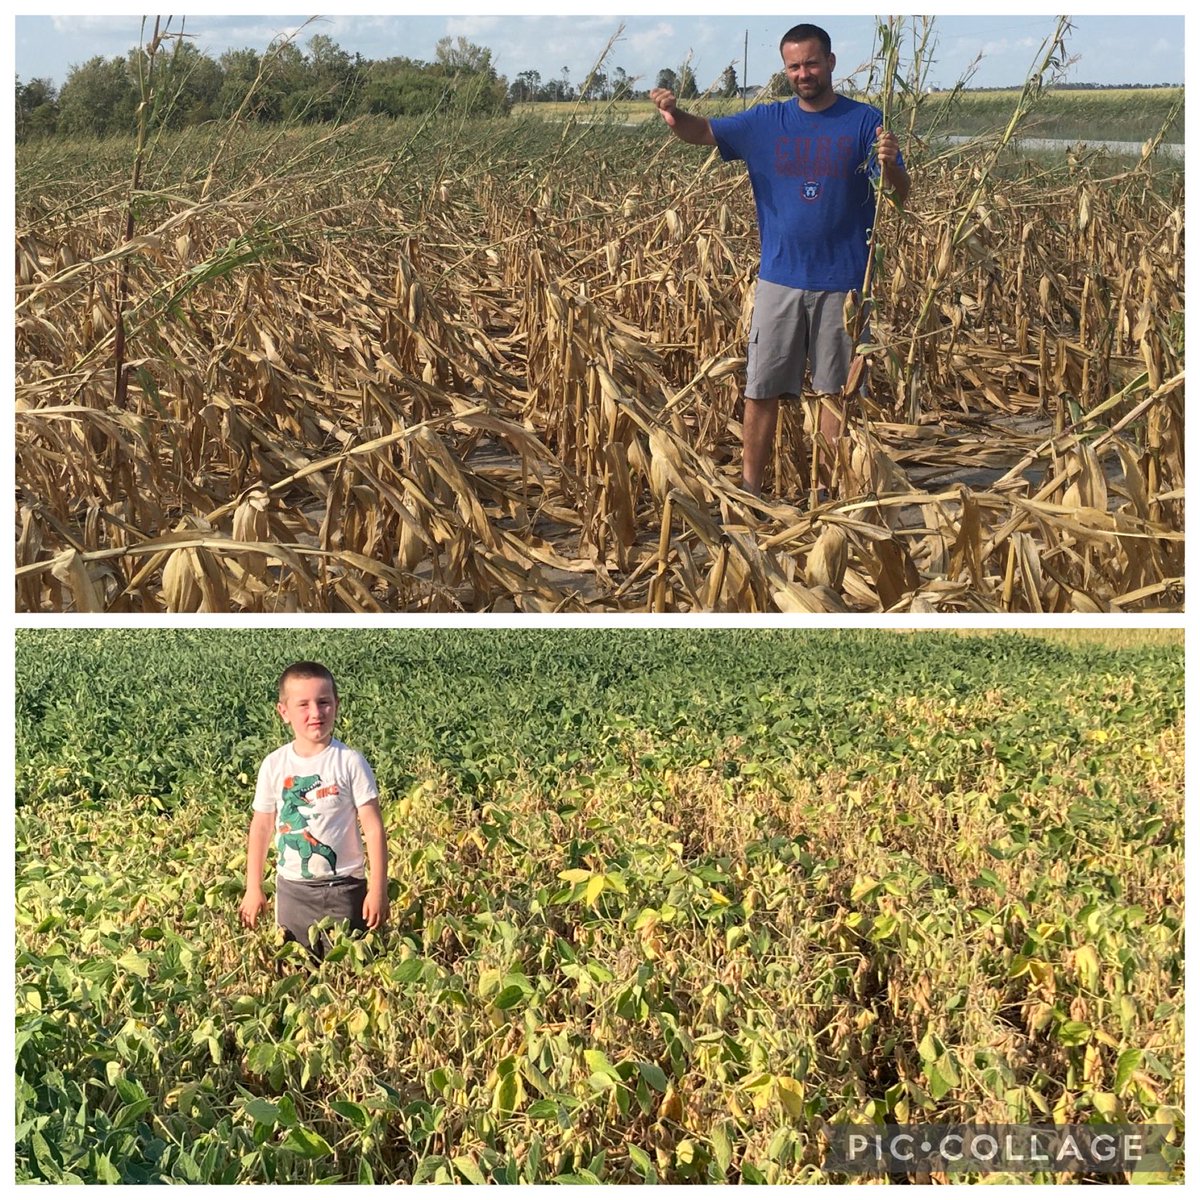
top-left (277, 675), bottom-right (338, 748)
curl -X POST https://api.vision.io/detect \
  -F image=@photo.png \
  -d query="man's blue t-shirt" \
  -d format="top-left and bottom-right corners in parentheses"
top-left (711, 95), bottom-right (897, 293)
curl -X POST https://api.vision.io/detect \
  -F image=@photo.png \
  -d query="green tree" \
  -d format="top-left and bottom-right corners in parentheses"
top-left (655, 67), bottom-right (678, 92)
top-left (448, 70), bottom-right (511, 116)
top-left (509, 69), bottom-right (542, 103)
top-left (216, 42), bottom-right (308, 123)
top-left (307, 33), bottom-right (352, 82)
top-left (434, 36), bottom-right (496, 79)
top-left (57, 56), bottom-right (139, 137)
top-left (152, 41), bottom-right (222, 127)
top-left (718, 64), bottom-right (738, 99)
top-left (610, 67), bottom-right (634, 101)
top-left (15, 76), bottom-right (59, 141)
top-left (677, 63), bottom-right (698, 100)
top-left (264, 41), bottom-right (311, 121)
top-left (431, 35), bottom-right (508, 114)
top-left (216, 47), bottom-right (263, 118)
top-left (364, 56), bottom-right (459, 117)
top-left (298, 33), bottom-right (359, 121)
top-left (581, 69), bottom-right (607, 101)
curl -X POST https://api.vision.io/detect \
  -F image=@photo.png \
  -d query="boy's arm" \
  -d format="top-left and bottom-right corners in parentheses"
top-left (239, 810), bottom-right (275, 927)
top-left (357, 799), bottom-right (390, 929)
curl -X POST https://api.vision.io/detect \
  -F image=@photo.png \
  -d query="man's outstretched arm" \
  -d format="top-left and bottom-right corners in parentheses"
top-left (650, 88), bottom-right (716, 146)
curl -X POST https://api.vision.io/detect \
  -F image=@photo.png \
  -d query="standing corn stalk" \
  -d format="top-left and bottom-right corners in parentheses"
top-left (114, 17), bottom-right (166, 408)
top-left (829, 15), bottom-right (903, 499)
top-left (901, 16), bottom-right (1073, 422)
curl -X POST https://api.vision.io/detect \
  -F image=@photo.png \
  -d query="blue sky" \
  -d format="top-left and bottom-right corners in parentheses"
top-left (12, 8), bottom-right (1188, 93)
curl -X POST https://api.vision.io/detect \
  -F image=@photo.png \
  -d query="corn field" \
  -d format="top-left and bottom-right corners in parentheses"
top-left (15, 104), bottom-right (1184, 612)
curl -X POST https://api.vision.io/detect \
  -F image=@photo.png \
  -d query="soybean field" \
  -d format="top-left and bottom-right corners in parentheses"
top-left (15, 629), bottom-right (1184, 1182)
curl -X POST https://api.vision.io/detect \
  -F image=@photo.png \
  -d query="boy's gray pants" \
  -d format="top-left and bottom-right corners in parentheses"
top-left (276, 874), bottom-right (367, 958)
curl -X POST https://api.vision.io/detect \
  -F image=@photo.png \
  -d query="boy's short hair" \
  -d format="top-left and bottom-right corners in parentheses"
top-left (277, 660), bottom-right (338, 699)
top-left (780, 23), bottom-right (832, 55)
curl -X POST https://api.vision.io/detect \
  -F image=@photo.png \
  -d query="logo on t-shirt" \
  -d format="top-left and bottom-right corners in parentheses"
top-left (277, 773), bottom-right (338, 877)
top-left (802, 181), bottom-right (821, 201)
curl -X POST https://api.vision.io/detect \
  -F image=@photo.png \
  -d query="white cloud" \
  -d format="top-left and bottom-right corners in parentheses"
top-left (446, 15), bottom-right (503, 39)
top-left (627, 20), bottom-right (678, 62)
top-left (49, 15), bottom-right (129, 34)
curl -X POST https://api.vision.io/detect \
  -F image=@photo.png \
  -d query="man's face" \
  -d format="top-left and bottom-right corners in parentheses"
top-left (782, 38), bottom-right (835, 105)
top-left (278, 675), bottom-right (338, 746)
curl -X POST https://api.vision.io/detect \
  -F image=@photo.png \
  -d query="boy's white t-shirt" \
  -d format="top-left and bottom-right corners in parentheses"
top-left (252, 739), bottom-right (378, 881)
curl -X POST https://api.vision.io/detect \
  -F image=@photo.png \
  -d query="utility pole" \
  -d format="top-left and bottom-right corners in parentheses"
top-left (742, 29), bottom-right (748, 108)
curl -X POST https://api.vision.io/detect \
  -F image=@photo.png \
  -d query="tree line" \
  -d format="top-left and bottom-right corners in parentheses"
top-left (511, 64), bottom-right (743, 103)
top-left (16, 34), bottom-right (511, 141)
top-left (16, 31), bottom-right (753, 142)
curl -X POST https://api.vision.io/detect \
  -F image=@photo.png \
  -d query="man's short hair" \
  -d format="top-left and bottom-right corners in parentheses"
top-left (780, 23), bottom-right (832, 55)
top-left (278, 660), bottom-right (338, 699)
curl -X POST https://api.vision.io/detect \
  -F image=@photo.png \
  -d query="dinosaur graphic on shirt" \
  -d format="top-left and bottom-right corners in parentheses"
top-left (276, 773), bottom-right (337, 877)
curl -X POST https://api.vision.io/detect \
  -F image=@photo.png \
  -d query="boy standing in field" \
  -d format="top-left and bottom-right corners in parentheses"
top-left (239, 661), bottom-right (389, 959)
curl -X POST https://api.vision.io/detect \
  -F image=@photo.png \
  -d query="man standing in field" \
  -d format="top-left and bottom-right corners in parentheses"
top-left (651, 23), bottom-right (910, 498)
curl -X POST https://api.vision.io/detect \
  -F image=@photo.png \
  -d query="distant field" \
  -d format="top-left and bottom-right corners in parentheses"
top-left (515, 87), bottom-right (1184, 146)
top-left (925, 87), bottom-right (1183, 143)
top-left (972, 629), bottom-right (1182, 650)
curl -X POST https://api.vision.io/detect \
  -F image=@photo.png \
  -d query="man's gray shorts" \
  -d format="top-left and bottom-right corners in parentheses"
top-left (277, 874), bottom-right (367, 957)
top-left (746, 279), bottom-right (862, 399)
